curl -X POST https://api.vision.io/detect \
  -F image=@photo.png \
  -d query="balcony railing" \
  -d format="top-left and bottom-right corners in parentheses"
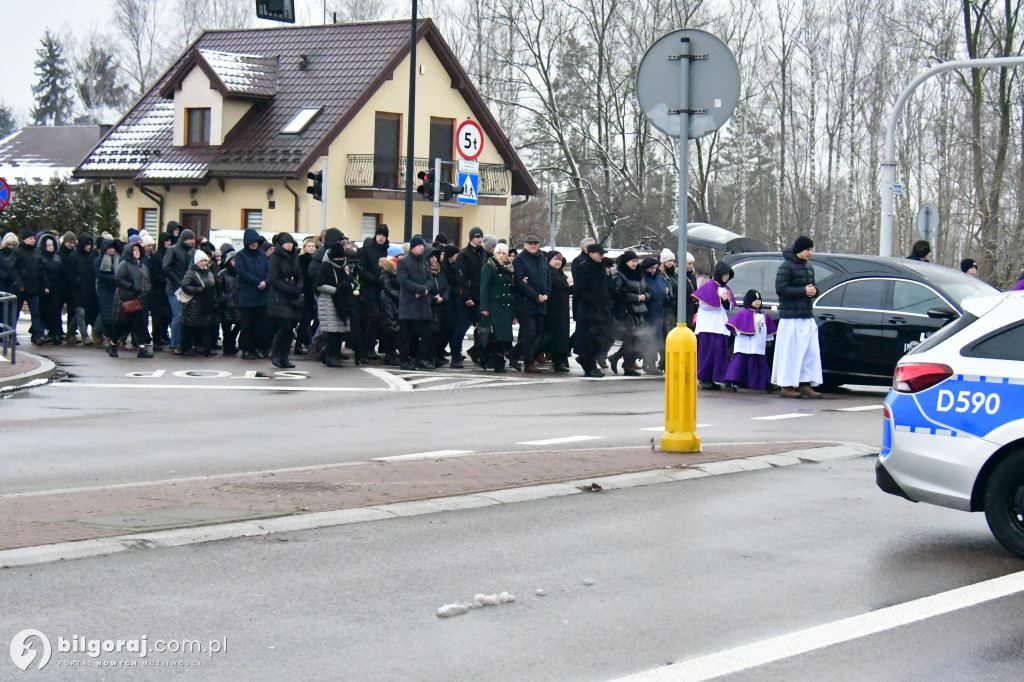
top-left (345, 155), bottom-right (510, 197)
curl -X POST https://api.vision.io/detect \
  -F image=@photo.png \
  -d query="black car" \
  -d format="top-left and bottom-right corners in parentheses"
top-left (721, 252), bottom-right (999, 387)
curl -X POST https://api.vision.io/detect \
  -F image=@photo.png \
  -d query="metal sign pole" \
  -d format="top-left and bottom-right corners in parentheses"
top-left (676, 37), bottom-right (690, 327)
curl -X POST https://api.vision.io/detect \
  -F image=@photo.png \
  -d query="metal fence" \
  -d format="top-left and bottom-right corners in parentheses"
top-left (0, 291), bottom-right (15, 365)
top-left (344, 155), bottom-right (511, 196)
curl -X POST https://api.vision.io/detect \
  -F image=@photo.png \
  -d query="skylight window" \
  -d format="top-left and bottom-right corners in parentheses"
top-left (281, 108), bottom-right (321, 134)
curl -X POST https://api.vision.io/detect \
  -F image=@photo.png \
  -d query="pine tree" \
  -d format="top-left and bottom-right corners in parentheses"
top-left (96, 183), bottom-right (120, 235)
top-left (30, 30), bottom-right (75, 126)
top-left (0, 102), bottom-right (16, 138)
top-left (74, 34), bottom-right (129, 124)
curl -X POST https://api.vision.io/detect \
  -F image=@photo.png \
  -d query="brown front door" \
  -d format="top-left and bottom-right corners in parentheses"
top-left (179, 210), bottom-right (211, 240)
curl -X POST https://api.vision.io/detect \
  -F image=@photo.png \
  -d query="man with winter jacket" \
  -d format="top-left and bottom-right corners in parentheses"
top-left (508, 235), bottom-right (551, 373)
top-left (233, 228), bottom-right (270, 359)
top-left (358, 224), bottom-right (390, 359)
top-left (772, 235), bottom-right (822, 399)
top-left (59, 232), bottom-right (78, 340)
top-left (9, 231), bottom-right (45, 344)
top-left (396, 235), bottom-right (434, 370)
top-left (573, 244), bottom-right (612, 377)
top-left (162, 229), bottom-right (196, 351)
top-left (450, 226), bottom-right (486, 368)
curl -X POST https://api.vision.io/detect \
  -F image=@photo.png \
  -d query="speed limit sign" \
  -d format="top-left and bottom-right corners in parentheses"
top-left (456, 120), bottom-right (484, 161)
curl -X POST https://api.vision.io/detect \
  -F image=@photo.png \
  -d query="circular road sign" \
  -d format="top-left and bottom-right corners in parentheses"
top-left (917, 202), bottom-right (939, 242)
top-left (637, 29), bottom-right (740, 139)
top-left (0, 178), bottom-right (9, 212)
top-left (456, 120), bottom-right (484, 161)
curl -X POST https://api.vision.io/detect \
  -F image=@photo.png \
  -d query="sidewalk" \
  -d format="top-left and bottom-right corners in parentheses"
top-left (0, 440), bottom-right (874, 555)
top-left (0, 348), bottom-right (57, 390)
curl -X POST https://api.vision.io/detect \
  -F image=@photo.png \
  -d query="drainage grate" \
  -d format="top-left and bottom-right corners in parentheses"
top-left (217, 481), bottom-right (354, 494)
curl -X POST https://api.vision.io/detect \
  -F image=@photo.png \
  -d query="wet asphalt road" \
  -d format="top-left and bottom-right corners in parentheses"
top-left (2, 455), bottom-right (1022, 680)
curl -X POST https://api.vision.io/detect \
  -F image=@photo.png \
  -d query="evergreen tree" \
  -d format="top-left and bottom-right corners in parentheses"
top-left (0, 102), bottom-right (16, 138)
top-left (96, 183), bottom-right (120, 235)
top-left (30, 30), bottom-right (75, 126)
top-left (74, 34), bottom-right (129, 124)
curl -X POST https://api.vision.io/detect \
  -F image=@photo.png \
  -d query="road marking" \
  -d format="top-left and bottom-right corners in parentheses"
top-left (614, 569), bottom-right (1024, 682)
top-left (57, 383), bottom-right (388, 392)
top-left (836, 405), bottom-right (884, 412)
top-left (372, 450), bottom-right (476, 462)
top-left (359, 367), bottom-right (414, 391)
top-left (750, 413), bottom-right (813, 421)
top-left (641, 425), bottom-right (711, 432)
top-left (516, 435), bottom-right (604, 446)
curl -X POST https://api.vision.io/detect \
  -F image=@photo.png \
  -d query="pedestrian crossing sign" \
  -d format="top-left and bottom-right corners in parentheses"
top-left (457, 173), bottom-right (478, 205)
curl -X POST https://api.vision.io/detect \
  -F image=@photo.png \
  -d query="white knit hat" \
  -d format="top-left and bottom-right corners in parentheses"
top-left (660, 248), bottom-right (675, 264)
top-left (194, 250), bottom-right (210, 264)
top-left (686, 251), bottom-right (695, 263)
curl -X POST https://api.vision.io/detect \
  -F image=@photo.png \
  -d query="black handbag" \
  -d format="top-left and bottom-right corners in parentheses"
top-left (472, 324), bottom-right (492, 355)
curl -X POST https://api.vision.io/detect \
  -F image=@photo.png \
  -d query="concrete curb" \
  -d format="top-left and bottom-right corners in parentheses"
top-left (0, 351), bottom-right (57, 392)
top-left (0, 441), bottom-right (878, 569)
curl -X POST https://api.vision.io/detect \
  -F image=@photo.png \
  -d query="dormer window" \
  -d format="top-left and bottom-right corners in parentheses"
top-left (186, 108), bottom-right (211, 146)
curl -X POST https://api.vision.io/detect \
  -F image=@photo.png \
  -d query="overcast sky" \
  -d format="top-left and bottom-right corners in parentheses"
top-left (2, 1), bottom-right (346, 124)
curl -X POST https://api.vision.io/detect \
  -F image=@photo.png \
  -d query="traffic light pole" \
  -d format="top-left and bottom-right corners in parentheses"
top-left (403, 0), bottom-right (418, 242)
top-left (431, 157), bottom-right (441, 242)
top-left (320, 159), bottom-right (328, 234)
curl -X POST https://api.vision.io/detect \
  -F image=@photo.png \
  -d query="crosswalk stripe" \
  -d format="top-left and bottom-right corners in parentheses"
top-left (517, 436), bottom-right (604, 446)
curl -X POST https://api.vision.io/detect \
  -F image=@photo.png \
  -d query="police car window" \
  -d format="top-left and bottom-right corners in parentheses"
top-left (963, 323), bottom-right (1024, 361)
top-left (908, 312), bottom-right (975, 355)
top-left (837, 279), bottom-right (888, 309)
top-left (891, 280), bottom-right (944, 315)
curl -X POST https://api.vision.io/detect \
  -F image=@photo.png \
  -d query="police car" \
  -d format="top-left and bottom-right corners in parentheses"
top-left (877, 291), bottom-right (1024, 557)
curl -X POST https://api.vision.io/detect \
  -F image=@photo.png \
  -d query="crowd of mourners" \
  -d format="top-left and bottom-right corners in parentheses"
top-left (0, 220), bottom-right (830, 394)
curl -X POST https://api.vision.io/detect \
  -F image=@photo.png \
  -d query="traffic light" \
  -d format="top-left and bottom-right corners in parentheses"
top-left (307, 171), bottom-right (323, 201)
top-left (417, 169), bottom-right (435, 201)
top-left (440, 181), bottom-right (465, 202)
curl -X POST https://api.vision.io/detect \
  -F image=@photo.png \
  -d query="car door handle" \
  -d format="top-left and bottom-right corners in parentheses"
top-left (818, 313), bottom-right (835, 321)
top-left (887, 316), bottom-right (906, 324)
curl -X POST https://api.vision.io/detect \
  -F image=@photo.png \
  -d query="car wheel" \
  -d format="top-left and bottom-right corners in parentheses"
top-left (983, 450), bottom-right (1024, 558)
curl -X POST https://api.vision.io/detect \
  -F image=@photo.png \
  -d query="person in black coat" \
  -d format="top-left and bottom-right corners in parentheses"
top-left (435, 245), bottom-right (460, 365)
top-left (316, 241), bottom-right (360, 367)
top-left (609, 250), bottom-right (649, 376)
top-left (162, 228), bottom-right (196, 350)
top-left (9, 231), bottom-right (45, 343)
top-left (772, 235), bottom-right (822, 398)
top-left (451, 227), bottom-right (487, 368)
top-left (267, 232), bottom-right (304, 368)
top-left (148, 233), bottom-right (174, 348)
top-left (66, 235), bottom-right (99, 344)
top-left (397, 235), bottom-right (434, 370)
top-left (358, 224), bottom-right (390, 358)
top-left (425, 247), bottom-right (451, 367)
top-left (296, 238), bottom-right (318, 355)
top-left (110, 242), bottom-right (152, 358)
top-left (378, 253), bottom-right (401, 365)
top-left (37, 234), bottom-right (66, 344)
top-left (58, 232), bottom-right (78, 339)
top-left (94, 238), bottom-right (122, 344)
top-left (180, 250), bottom-right (219, 357)
top-left (0, 232), bottom-right (16, 294)
top-left (572, 244), bottom-right (612, 377)
top-left (540, 251), bottom-right (572, 372)
top-left (219, 251), bottom-right (241, 355)
top-left (508, 235), bottom-right (551, 372)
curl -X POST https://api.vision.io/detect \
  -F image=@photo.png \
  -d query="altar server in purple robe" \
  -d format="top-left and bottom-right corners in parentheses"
top-left (692, 261), bottom-right (735, 389)
top-left (724, 289), bottom-right (777, 392)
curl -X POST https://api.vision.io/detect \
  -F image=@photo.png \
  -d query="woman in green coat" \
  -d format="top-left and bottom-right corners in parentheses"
top-left (479, 242), bottom-right (515, 372)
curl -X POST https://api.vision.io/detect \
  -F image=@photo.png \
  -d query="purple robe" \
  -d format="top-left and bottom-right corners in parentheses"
top-left (692, 280), bottom-right (734, 309)
top-left (726, 308), bottom-right (777, 336)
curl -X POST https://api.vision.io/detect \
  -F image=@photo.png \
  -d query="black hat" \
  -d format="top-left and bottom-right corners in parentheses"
top-left (468, 227), bottom-right (484, 240)
top-left (911, 240), bottom-right (931, 259)
top-left (524, 234), bottom-right (541, 244)
top-left (587, 244), bottom-right (607, 255)
top-left (435, 232), bottom-right (449, 245)
top-left (792, 235), bottom-right (814, 254)
top-left (376, 224), bottom-right (389, 238)
top-left (621, 250), bottom-right (638, 263)
top-left (409, 235), bottom-right (426, 250)
top-left (601, 257), bottom-right (615, 268)
top-left (276, 232), bottom-right (295, 246)
top-left (743, 289), bottom-right (762, 308)
top-left (324, 228), bottom-right (344, 246)
top-left (442, 244), bottom-right (460, 260)
top-left (960, 258), bottom-right (978, 273)
top-left (21, 230), bottom-right (36, 241)
top-left (639, 257), bottom-right (659, 270)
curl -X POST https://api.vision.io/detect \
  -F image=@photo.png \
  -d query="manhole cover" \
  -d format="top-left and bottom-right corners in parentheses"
top-left (217, 481), bottom-right (353, 494)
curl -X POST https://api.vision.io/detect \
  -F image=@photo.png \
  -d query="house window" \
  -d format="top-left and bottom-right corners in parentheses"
top-left (242, 209), bottom-right (263, 230)
top-left (374, 112), bottom-right (401, 189)
top-left (139, 208), bottom-right (158, 232)
top-left (362, 213), bottom-right (382, 240)
top-left (186, 108), bottom-right (211, 146)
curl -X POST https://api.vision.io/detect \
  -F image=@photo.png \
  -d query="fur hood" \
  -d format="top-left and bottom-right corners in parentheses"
top-left (379, 256), bottom-right (397, 275)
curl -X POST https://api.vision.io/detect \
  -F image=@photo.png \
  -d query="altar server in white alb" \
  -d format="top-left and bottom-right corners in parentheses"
top-left (724, 289), bottom-right (776, 392)
top-left (691, 261), bottom-right (735, 390)
top-left (772, 235), bottom-right (823, 398)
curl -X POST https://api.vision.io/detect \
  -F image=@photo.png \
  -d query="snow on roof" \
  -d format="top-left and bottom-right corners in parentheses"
top-left (136, 162), bottom-right (208, 180)
top-left (77, 102), bottom-right (174, 174)
top-left (198, 49), bottom-right (278, 97)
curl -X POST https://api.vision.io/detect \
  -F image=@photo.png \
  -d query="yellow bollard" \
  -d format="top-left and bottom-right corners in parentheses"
top-left (661, 323), bottom-right (701, 453)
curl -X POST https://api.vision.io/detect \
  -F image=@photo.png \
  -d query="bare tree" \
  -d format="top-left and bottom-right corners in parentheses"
top-left (114, 0), bottom-right (167, 97)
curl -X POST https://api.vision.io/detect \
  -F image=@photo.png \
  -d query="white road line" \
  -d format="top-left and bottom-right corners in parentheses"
top-left (614, 569), bottom-right (1024, 682)
top-left (56, 383), bottom-right (388, 392)
top-left (750, 413), bottom-right (814, 421)
top-left (372, 450), bottom-right (475, 462)
top-left (836, 405), bottom-right (884, 412)
top-left (516, 435), bottom-right (604, 446)
top-left (640, 425), bottom-right (711, 432)
top-left (359, 367), bottom-right (413, 391)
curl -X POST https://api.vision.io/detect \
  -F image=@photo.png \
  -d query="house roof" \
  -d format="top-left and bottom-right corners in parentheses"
top-left (0, 126), bottom-right (106, 184)
top-left (76, 20), bottom-right (537, 196)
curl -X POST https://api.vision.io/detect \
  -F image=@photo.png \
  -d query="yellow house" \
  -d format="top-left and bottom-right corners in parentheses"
top-left (74, 19), bottom-right (536, 246)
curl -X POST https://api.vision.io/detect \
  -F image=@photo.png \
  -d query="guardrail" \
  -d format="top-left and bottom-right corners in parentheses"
top-left (0, 291), bottom-right (15, 365)
top-left (344, 155), bottom-right (511, 196)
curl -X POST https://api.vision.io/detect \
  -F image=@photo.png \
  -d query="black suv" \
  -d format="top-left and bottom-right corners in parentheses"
top-left (721, 252), bottom-right (998, 387)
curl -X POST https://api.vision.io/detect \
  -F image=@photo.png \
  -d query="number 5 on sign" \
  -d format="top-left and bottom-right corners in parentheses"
top-left (456, 120), bottom-right (484, 161)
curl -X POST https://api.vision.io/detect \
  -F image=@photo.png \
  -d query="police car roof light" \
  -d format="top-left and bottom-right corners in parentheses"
top-left (894, 362), bottom-right (954, 393)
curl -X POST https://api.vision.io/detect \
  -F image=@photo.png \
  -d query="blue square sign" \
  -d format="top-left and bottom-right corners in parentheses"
top-left (457, 173), bottom-right (478, 205)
